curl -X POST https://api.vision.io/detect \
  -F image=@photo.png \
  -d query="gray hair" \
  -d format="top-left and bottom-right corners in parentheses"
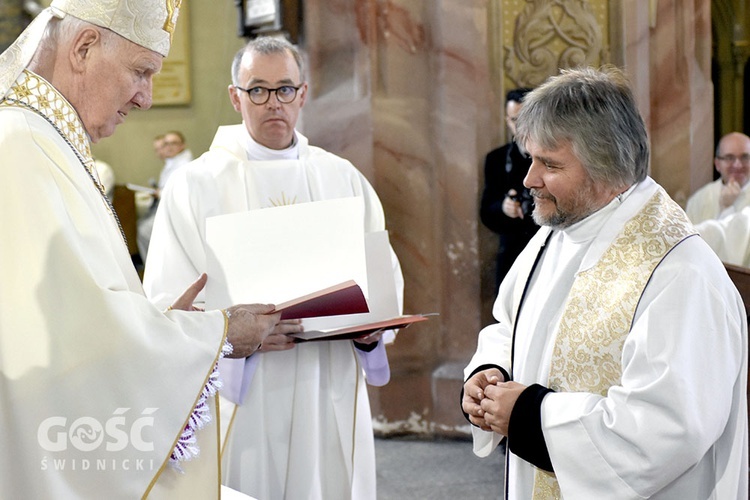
top-left (231, 36), bottom-right (304, 86)
top-left (515, 66), bottom-right (649, 188)
top-left (33, 15), bottom-right (124, 65)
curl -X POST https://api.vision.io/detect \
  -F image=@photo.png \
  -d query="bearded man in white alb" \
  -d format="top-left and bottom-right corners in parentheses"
top-left (143, 36), bottom-right (404, 500)
top-left (461, 67), bottom-right (748, 499)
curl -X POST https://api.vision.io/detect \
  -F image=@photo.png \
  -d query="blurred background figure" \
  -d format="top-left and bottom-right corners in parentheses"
top-left (158, 131), bottom-right (193, 188)
top-left (133, 134), bottom-right (167, 246)
top-left (686, 132), bottom-right (750, 224)
top-left (136, 130), bottom-right (193, 262)
top-left (152, 133), bottom-right (166, 162)
top-left (480, 87), bottom-right (538, 293)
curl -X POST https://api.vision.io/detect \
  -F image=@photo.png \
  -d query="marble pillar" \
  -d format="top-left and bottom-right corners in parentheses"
top-left (299, 0), bottom-right (714, 437)
top-left (302, 0), bottom-right (493, 435)
top-left (643, 0), bottom-right (713, 207)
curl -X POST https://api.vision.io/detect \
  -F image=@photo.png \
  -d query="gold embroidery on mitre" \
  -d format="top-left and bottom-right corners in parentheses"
top-left (163, 0), bottom-right (182, 42)
top-left (531, 188), bottom-right (695, 498)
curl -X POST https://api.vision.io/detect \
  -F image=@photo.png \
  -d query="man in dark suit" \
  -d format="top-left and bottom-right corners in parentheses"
top-left (481, 87), bottom-right (538, 291)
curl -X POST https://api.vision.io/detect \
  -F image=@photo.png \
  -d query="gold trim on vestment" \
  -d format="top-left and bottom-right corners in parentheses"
top-left (214, 392), bottom-right (223, 499)
top-left (350, 342), bottom-right (361, 493)
top-left (0, 70), bottom-right (98, 182)
top-left (142, 314), bottom-right (230, 498)
top-left (1, 70), bottom-right (131, 248)
top-left (220, 402), bottom-right (240, 461)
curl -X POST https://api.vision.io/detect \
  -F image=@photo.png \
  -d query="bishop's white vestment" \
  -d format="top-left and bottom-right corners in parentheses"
top-left (143, 124), bottom-right (404, 500)
top-left (0, 71), bottom-right (233, 498)
top-left (465, 177), bottom-right (748, 499)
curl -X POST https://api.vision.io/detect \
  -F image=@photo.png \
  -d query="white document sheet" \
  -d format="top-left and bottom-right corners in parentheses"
top-left (204, 197), bottom-right (368, 312)
top-left (301, 230), bottom-right (399, 333)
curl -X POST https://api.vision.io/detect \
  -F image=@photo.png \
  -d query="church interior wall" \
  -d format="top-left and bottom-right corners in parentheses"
top-left (3, 0), bottom-right (748, 438)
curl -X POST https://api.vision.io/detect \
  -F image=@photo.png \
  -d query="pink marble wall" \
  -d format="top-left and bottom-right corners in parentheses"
top-left (302, 0), bottom-right (493, 434)
top-left (645, 0), bottom-right (713, 207)
top-left (300, 0), bottom-right (714, 436)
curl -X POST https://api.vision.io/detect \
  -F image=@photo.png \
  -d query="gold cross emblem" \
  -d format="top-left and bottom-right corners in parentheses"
top-left (163, 0), bottom-right (183, 42)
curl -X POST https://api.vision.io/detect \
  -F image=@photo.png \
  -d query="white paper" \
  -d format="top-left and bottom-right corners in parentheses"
top-left (204, 197), bottom-right (368, 312)
top-left (301, 231), bottom-right (399, 332)
top-left (125, 182), bottom-right (157, 195)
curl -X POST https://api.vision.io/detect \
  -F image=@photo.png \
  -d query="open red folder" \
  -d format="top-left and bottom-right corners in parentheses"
top-left (292, 314), bottom-right (430, 342)
top-left (272, 280), bottom-right (369, 320)
top-left (271, 280), bottom-right (431, 341)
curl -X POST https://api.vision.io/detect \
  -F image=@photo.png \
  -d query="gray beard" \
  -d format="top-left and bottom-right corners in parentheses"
top-left (530, 188), bottom-right (604, 230)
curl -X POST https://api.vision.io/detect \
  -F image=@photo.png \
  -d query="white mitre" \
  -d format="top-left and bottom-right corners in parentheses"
top-left (0, 0), bottom-right (182, 97)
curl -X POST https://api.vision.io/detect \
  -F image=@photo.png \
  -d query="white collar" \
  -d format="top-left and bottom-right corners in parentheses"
top-left (559, 183), bottom-right (637, 244)
top-left (245, 129), bottom-right (300, 161)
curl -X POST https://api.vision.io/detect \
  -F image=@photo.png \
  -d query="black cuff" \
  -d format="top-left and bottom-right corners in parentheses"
top-left (353, 340), bottom-right (379, 352)
top-left (508, 383), bottom-right (555, 472)
top-left (460, 364), bottom-right (511, 425)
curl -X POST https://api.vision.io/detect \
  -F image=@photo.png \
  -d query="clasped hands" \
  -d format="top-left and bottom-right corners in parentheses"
top-left (462, 368), bottom-right (526, 437)
top-left (168, 273), bottom-right (382, 358)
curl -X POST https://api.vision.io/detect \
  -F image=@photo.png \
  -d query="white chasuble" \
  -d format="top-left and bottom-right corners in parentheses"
top-left (144, 124), bottom-right (404, 500)
top-left (0, 71), bottom-right (229, 498)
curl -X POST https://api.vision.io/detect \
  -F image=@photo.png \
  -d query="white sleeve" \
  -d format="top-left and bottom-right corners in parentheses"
top-left (356, 171), bottom-right (403, 381)
top-left (466, 322), bottom-right (513, 457)
top-left (461, 228), bottom-right (553, 458)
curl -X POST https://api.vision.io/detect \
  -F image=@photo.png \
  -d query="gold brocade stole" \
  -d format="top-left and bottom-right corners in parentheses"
top-left (1, 70), bottom-right (127, 243)
top-left (0, 70), bottom-right (97, 179)
top-left (531, 188), bottom-right (696, 499)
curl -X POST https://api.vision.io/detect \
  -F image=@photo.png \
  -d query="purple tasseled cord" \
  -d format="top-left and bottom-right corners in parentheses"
top-left (168, 339), bottom-right (233, 471)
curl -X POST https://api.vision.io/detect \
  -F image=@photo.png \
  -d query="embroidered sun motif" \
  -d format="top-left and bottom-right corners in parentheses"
top-left (269, 192), bottom-right (298, 207)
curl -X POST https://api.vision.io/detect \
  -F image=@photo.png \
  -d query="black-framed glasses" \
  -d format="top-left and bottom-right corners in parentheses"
top-left (235, 85), bottom-right (302, 105)
top-left (716, 153), bottom-right (750, 166)
top-left (717, 154), bottom-right (750, 165)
